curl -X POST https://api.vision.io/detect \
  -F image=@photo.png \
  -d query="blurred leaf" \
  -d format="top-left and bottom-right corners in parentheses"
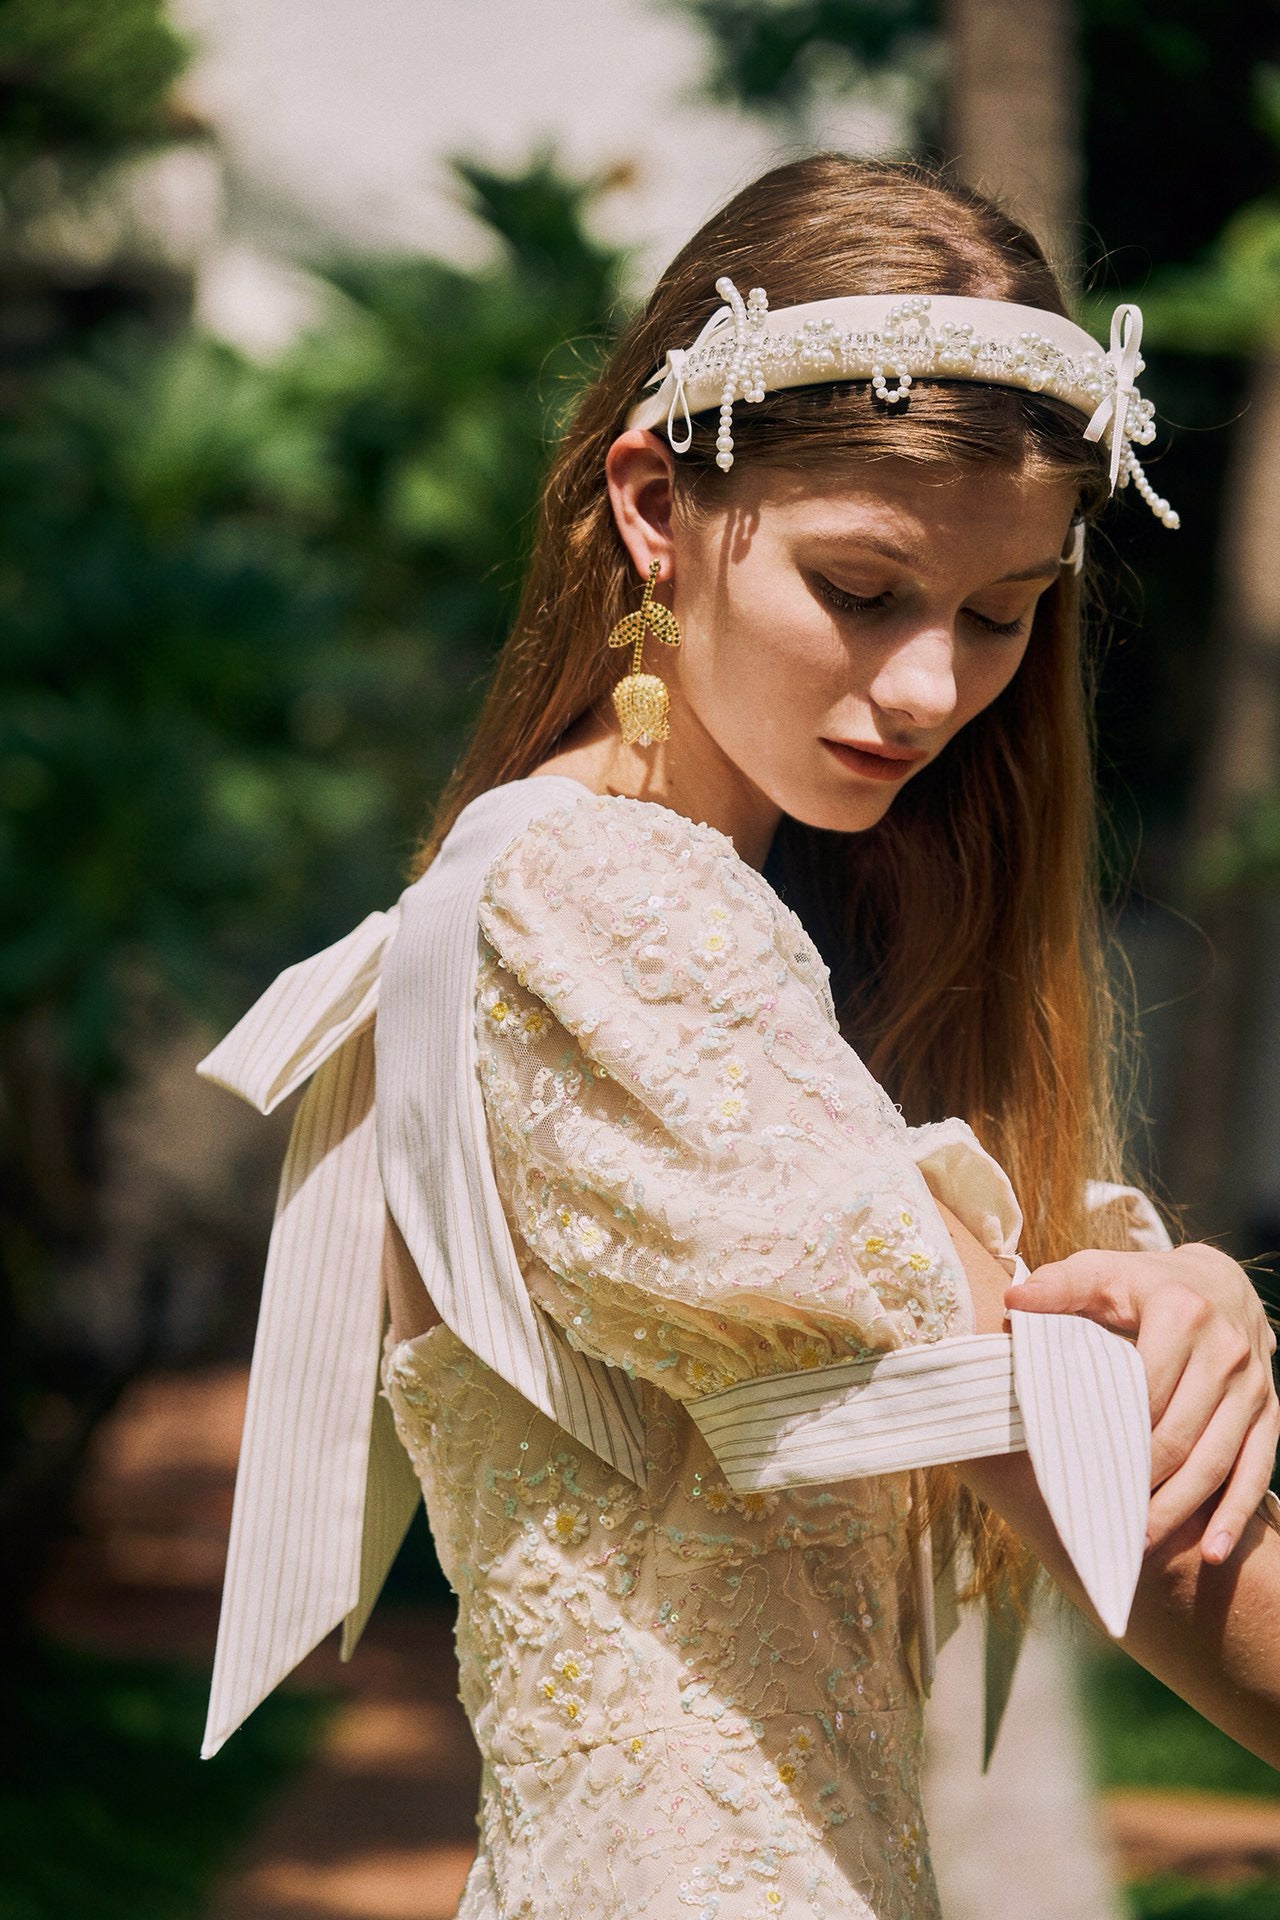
top-left (0, 154), bottom-right (627, 1088)
top-left (0, 0), bottom-right (191, 186)
top-left (0, 1637), bottom-right (333, 1920)
top-left (667, 0), bottom-right (935, 117)
top-left (1096, 200), bottom-right (1280, 356)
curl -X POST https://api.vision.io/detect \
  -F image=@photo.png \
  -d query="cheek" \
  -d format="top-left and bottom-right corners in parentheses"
top-left (683, 570), bottom-right (844, 709)
top-left (956, 635), bottom-right (1032, 724)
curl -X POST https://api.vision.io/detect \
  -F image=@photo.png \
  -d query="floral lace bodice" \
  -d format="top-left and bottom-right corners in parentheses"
top-left (380, 791), bottom-right (1023, 1920)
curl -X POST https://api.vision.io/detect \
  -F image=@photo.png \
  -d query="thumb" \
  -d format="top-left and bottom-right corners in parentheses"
top-left (1004, 1252), bottom-right (1136, 1332)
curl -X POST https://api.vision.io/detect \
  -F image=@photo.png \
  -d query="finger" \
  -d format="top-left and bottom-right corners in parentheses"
top-left (1146, 1392), bottom-right (1265, 1548)
top-left (1145, 1345), bottom-right (1224, 1486)
top-left (1199, 1403), bottom-right (1280, 1564)
top-left (1134, 1286), bottom-right (1219, 1430)
top-left (1005, 1253), bottom-right (1134, 1329)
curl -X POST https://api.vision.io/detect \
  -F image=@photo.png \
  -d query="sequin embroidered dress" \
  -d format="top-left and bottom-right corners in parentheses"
top-left (379, 793), bottom-right (1011, 1920)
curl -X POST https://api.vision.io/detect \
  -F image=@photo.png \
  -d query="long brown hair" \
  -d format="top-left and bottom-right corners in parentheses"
top-left (411, 154), bottom-right (1167, 1598)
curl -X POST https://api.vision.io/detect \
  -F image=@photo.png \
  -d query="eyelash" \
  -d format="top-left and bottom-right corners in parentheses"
top-left (814, 577), bottom-right (1027, 639)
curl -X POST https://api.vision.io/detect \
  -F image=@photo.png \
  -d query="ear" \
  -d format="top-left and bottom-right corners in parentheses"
top-left (605, 429), bottom-right (676, 583)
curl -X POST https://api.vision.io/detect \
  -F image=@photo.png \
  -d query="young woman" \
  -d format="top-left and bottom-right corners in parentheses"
top-left (197, 157), bottom-right (1280, 1918)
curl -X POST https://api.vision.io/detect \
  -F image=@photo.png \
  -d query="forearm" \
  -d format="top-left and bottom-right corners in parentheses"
top-left (1127, 1499), bottom-right (1280, 1765)
top-left (935, 1194), bottom-right (1280, 1769)
top-left (957, 1447), bottom-right (1280, 1769)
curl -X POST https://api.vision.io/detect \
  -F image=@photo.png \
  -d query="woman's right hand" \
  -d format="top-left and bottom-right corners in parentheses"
top-left (1010, 1242), bottom-right (1279, 1567)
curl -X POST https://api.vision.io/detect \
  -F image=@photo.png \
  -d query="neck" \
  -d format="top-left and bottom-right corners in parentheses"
top-left (533, 702), bottom-right (781, 870)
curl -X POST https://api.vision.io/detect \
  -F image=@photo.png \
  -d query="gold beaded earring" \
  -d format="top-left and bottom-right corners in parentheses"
top-left (606, 558), bottom-right (682, 747)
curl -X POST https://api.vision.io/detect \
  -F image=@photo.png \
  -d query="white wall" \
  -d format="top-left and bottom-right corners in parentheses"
top-left (167, 0), bottom-right (903, 349)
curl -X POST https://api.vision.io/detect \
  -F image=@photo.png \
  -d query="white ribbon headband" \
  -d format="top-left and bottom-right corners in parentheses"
top-left (625, 279), bottom-right (1179, 531)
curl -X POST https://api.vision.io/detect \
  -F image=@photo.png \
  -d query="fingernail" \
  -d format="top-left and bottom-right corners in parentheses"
top-left (1206, 1531), bottom-right (1233, 1563)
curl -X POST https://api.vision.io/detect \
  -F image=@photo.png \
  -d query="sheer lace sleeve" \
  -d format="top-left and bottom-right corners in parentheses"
top-left (473, 792), bottom-right (1024, 1401)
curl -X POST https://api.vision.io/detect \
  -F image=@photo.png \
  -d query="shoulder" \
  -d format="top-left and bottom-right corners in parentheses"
top-left (479, 790), bottom-right (834, 1017)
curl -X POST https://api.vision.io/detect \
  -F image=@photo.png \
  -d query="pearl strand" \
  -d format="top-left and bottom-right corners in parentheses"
top-left (1122, 446), bottom-right (1181, 530)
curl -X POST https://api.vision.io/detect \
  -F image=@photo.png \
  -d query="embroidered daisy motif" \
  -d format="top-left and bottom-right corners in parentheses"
top-left (551, 1648), bottom-right (593, 1686)
top-left (543, 1504), bottom-right (589, 1546)
top-left (686, 1355), bottom-right (734, 1394)
top-left (693, 906), bottom-right (736, 967)
top-left (707, 1091), bottom-right (750, 1138)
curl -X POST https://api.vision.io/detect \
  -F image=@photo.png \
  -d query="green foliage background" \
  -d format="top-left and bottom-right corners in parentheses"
top-left (2, 2), bottom-right (1279, 1910)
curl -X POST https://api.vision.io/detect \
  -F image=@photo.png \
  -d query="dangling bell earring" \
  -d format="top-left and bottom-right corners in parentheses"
top-left (606, 558), bottom-right (682, 747)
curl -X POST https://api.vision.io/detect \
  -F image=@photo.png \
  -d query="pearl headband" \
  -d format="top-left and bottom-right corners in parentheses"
top-left (624, 278), bottom-right (1180, 536)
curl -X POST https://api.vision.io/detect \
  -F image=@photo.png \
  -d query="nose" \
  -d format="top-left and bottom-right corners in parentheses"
top-left (865, 621), bottom-right (958, 732)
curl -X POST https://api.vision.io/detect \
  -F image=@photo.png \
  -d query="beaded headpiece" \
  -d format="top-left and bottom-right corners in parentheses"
top-left (624, 277), bottom-right (1180, 534)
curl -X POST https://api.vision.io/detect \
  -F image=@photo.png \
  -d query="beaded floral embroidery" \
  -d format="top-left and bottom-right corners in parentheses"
top-left (372, 792), bottom-right (1033, 1920)
top-left (474, 793), bottom-right (970, 1398)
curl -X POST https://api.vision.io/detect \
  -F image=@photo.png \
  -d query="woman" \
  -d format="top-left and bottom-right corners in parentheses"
top-left (198, 158), bottom-right (1279, 1917)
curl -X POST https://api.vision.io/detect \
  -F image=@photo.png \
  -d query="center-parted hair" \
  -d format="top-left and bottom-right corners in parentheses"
top-left (414, 153), bottom-right (1161, 1595)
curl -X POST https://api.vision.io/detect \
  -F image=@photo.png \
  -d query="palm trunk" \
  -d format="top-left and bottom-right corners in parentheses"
top-left (1166, 353), bottom-right (1280, 1238)
top-left (942, 0), bottom-right (1082, 283)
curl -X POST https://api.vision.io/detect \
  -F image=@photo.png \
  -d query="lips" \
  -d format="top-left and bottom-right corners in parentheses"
top-left (821, 739), bottom-right (927, 782)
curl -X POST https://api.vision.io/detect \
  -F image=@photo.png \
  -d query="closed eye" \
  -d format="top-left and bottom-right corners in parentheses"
top-left (969, 611), bottom-right (1027, 637)
top-left (812, 577), bottom-right (888, 615)
top-left (813, 575), bottom-right (1028, 638)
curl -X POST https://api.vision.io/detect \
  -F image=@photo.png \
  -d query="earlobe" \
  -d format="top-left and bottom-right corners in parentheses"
top-left (606, 428), bottom-right (677, 583)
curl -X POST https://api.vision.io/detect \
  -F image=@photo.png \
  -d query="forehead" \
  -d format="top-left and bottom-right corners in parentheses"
top-left (709, 457), bottom-right (1077, 573)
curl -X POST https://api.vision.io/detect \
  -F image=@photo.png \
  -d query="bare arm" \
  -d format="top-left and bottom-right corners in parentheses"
top-left (934, 1197), bottom-right (1280, 1770)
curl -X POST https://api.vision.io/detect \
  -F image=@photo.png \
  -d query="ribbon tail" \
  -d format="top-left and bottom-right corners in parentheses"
top-left (339, 1329), bottom-right (423, 1660)
top-left (981, 1579), bottom-right (1029, 1771)
top-left (201, 1026), bottom-right (389, 1758)
top-left (906, 1473), bottom-right (937, 1698)
top-left (197, 905), bottom-right (400, 1114)
top-left (1082, 394), bottom-right (1112, 445)
top-left (1010, 1309), bottom-right (1150, 1639)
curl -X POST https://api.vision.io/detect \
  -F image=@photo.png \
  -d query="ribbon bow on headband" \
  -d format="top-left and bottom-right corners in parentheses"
top-left (626, 276), bottom-right (1180, 532)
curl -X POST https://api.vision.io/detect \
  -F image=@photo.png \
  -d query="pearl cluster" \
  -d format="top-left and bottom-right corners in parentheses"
top-left (1120, 442), bottom-right (1180, 529)
top-left (713, 278), bottom-right (769, 471)
top-left (703, 296), bottom-right (1110, 464)
top-left (653, 282), bottom-right (1180, 530)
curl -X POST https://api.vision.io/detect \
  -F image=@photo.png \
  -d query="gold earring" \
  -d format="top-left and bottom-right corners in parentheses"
top-left (606, 557), bottom-right (682, 746)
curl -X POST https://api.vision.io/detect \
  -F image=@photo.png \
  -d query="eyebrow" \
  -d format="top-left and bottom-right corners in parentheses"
top-left (818, 533), bottom-right (1061, 585)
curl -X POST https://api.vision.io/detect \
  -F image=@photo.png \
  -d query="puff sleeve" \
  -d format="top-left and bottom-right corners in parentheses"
top-left (474, 793), bottom-right (1023, 1401)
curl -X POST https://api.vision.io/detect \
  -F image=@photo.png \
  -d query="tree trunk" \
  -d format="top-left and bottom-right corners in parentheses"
top-left (1165, 353), bottom-right (1280, 1240)
top-left (942, 0), bottom-right (1083, 283)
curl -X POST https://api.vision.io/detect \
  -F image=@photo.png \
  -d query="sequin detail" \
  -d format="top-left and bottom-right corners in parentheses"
top-left (378, 793), bottom-right (974, 1917)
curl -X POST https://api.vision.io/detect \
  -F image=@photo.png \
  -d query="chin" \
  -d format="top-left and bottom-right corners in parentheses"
top-left (778, 783), bottom-right (898, 836)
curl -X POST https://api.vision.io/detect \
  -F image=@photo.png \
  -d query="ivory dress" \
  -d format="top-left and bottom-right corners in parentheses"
top-left (377, 790), bottom-right (1025, 1920)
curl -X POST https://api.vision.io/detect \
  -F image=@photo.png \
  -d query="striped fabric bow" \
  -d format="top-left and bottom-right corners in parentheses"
top-left (192, 777), bottom-right (1193, 1772)
top-left (195, 906), bottom-right (422, 1761)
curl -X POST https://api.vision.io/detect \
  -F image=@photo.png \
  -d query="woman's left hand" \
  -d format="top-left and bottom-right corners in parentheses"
top-left (1008, 1243), bottom-right (1279, 1565)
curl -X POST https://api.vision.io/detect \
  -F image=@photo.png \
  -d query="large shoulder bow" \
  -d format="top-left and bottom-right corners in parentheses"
top-left (196, 907), bottom-right (422, 1761)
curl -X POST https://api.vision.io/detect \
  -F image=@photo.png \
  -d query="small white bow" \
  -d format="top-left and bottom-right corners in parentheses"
top-left (646, 300), bottom-right (734, 452)
top-left (1084, 302), bottom-right (1144, 492)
